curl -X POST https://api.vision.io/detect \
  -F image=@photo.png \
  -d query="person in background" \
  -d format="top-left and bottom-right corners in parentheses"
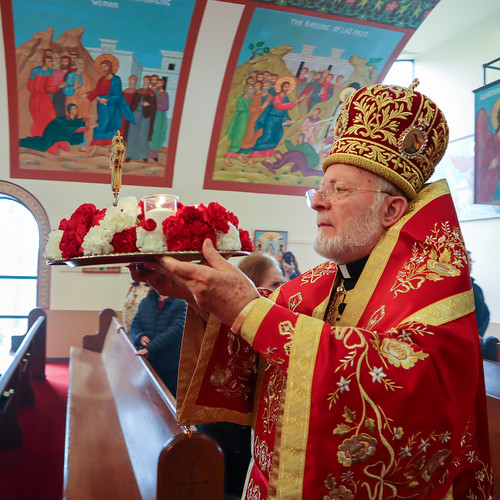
top-left (129, 288), bottom-right (187, 397)
top-left (280, 250), bottom-right (300, 281)
top-left (130, 82), bottom-right (492, 498)
top-left (238, 252), bottom-right (285, 290)
top-left (122, 281), bottom-right (150, 333)
top-left (468, 251), bottom-right (495, 359)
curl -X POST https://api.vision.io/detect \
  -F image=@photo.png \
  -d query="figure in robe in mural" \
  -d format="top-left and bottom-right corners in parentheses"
top-left (124, 75), bottom-right (156, 162)
top-left (47, 54), bottom-right (71, 117)
top-left (300, 107), bottom-right (323, 144)
top-left (120, 74), bottom-right (138, 136)
top-left (284, 133), bottom-right (321, 171)
top-left (236, 81), bottom-right (273, 162)
top-left (148, 76), bottom-right (169, 162)
top-left (63, 57), bottom-right (93, 150)
top-left (248, 77), bottom-right (304, 167)
top-left (85, 54), bottom-right (134, 149)
top-left (224, 84), bottom-right (255, 166)
top-left (27, 55), bottom-right (56, 136)
top-left (19, 103), bottom-right (88, 155)
top-left (474, 101), bottom-right (500, 203)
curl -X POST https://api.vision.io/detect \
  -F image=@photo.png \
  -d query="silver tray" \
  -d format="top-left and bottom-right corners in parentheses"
top-left (46, 250), bottom-right (250, 267)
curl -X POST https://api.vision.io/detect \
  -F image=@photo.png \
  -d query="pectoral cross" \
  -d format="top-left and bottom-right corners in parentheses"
top-left (110, 130), bottom-right (125, 206)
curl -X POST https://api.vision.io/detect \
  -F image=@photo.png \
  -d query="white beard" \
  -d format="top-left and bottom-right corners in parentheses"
top-left (313, 202), bottom-right (383, 264)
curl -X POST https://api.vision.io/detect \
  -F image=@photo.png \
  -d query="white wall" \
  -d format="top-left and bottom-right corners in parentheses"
top-left (0, 1), bottom-right (498, 321)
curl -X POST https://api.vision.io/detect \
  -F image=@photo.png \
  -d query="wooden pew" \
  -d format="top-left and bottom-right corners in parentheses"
top-left (64, 308), bottom-right (224, 500)
top-left (0, 308), bottom-right (46, 449)
top-left (483, 360), bottom-right (500, 499)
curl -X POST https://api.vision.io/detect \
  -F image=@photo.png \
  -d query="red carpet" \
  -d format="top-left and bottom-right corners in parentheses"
top-left (0, 362), bottom-right (69, 500)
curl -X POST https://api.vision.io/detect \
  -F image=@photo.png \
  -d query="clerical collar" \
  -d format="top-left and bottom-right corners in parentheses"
top-left (338, 256), bottom-right (368, 291)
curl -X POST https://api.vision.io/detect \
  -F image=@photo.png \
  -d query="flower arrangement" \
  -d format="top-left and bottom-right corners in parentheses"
top-left (45, 197), bottom-right (253, 260)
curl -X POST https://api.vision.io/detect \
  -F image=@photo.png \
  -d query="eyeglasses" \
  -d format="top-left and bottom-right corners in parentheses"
top-left (305, 183), bottom-right (391, 208)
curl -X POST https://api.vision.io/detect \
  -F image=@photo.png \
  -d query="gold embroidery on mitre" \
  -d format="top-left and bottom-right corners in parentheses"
top-left (334, 105), bottom-right (349, 140)
top-left (408, 78), bottom-right (420, 91)
top-left (323, 85), bottom-right (449, 199)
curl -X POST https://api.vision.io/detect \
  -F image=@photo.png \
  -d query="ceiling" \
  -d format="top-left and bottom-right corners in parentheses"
top-left (401, 0), bottom-right (500, 57)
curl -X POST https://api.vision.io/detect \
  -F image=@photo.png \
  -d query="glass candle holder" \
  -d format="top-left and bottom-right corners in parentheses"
top-left (142, 194), bottom-right (178, 230)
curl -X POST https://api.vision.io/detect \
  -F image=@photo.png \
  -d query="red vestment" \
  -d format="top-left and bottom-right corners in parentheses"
top-left (177, 180), bottom-right (492, 499)
top-left (28, 69), bottom-right (57, 136)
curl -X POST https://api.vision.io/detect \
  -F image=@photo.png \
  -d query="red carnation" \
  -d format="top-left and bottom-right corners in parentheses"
top-left (92, 208), bottom-right (107, 227)
top-left (141, 218), bottom-right (157, 231)
top-left (111, 227), bottom-right (138, 253)
top-left (202, 202), bottom-right (235, 233)
top-left (59, 203), bottom-right (102, 259)
top-left (163, 205), bottom-right (216, 251)
top-left (239, 229), bottom-right (253, 252)
top-left (59, 232), bottom-right (82, 260)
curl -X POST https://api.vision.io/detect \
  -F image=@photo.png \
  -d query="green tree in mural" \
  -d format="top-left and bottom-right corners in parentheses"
top-left (248, 41), bottom-right (270, 59)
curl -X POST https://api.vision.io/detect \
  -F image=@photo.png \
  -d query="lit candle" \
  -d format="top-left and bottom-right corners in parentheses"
top-left (146, 207), bottom-right (176, 227)
top-left (142, 194), bottom-right (178, 231)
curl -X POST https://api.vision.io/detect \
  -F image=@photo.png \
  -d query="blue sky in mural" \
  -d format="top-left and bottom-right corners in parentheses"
top-left (12, 0), bottom-right (196, 68)
top-left (238, 8), bottom-right (405, 69)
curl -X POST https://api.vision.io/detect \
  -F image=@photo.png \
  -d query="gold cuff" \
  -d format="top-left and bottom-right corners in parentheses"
top-left (230, 298), bottom-right (259, 334)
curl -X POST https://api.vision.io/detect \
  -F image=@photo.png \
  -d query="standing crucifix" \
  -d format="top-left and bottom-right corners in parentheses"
top-left (110, 130), bottom-right (125, 206)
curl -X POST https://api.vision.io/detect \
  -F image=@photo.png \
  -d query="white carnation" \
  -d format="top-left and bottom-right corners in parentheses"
top-left (100, 206), bottom-right (137, 233)
top-left (44, 230), bottom-right (63, 259)
top-left (136, 227), bottom-right (168, 252)
top-left (216, 223), bottom-right (241, 251)
top-left (82, 225), bottom-right (114, 255)
top-left (116, 196), bottom-right (141, 218)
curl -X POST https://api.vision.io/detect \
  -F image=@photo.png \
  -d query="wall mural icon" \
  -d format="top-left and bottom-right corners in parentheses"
top-left (3, 0), bottom-right (204, 187)
top-left (204, 2), bottom-right (434, 196)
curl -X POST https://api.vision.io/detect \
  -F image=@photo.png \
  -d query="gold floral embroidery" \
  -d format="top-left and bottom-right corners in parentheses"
top-left (278, 320), bottom-right (294, 356)
top-left (245, 478), bottom-right (262, 500)
top-left (300, 260), bottom-right (337, 284)
top-left (262, 363), bottom-right (285, 434)
top-left (323, 322), bottom-right (463, 498)
top-left (254, 435), bottom-right (273, 474)
top-left (324, 474), bottom-right (355, 499)
top-left (391, 222), bottom-right (467, 297)
top-left (209, 331), bottom-right (257, 400)
top-left (366, 305), bottom-right (385, 329)
top-left (263, 347), bottom-right (285, 366)
top-left (337, 433), bottom-right (378, 466)
top-left (378, 337), bottom-right (429, 369)
top-left (288, 291), bottom-right (302, 312)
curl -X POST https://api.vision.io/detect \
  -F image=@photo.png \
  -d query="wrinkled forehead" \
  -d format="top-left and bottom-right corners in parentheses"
top-left (322, 162), bottom-right (381, 185)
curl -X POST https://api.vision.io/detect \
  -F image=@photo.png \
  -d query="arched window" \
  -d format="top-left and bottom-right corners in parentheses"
top-left (0, 181), bottom-right (50, 349)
